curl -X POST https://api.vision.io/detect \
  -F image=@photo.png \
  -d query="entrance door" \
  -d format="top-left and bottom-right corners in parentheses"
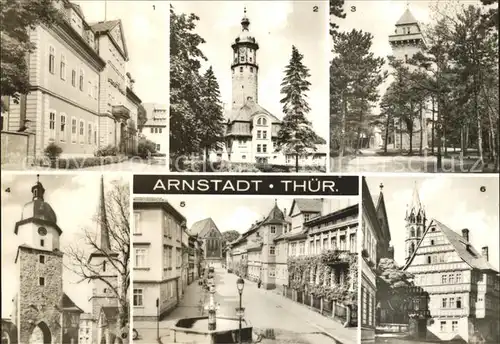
top-left (29, 322), bottom-right (51, 344)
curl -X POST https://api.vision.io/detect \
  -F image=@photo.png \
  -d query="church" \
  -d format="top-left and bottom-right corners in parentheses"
top-left (402, 184), bottom-right (500, 342)
top-left (218, 8), bottom-right (326, 167)
top-left (378, 7), bottom-right (433, 152)
top-left (188, 218), bottom-right (224, 268)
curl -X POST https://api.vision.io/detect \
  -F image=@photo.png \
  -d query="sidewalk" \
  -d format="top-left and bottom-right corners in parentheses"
top-left (242, 276), bottom-right (357, 344)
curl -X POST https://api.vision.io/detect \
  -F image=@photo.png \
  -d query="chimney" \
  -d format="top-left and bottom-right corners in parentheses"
top-left (482, 246), bottom-right (489, 261)
top-left (462, 228), bottom-right (469, 242)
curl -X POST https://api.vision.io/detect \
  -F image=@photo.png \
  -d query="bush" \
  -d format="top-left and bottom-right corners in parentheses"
top-left (138, 138), bottom-right (157, 158)
top-left (255, 163), bottom-right (291, 173)
top-left (36, 156), bottom-right (127, 169)
top-left (95, 145), bottom-right (118, 157)
top-left (44, 143), bottom-right (63, 160)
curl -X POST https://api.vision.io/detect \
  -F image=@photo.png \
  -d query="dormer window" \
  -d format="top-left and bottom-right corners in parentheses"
top-left (103, 261), bottom-right (107, 272)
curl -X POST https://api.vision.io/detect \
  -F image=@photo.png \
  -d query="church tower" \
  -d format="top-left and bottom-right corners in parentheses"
top-left (388, 6), bottom-right (424, 66)
top-left (405, 182), bottom-right (426, 262)
top-left (88, 176), bottom-right (119, 343)
top-left (14, 175), bottom-right (64, 344)
top-left (231, 7), bottom-right (259, 109)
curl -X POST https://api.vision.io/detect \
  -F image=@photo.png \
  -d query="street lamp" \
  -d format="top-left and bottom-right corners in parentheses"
top-left (236, 278), bottom-right (245, 344)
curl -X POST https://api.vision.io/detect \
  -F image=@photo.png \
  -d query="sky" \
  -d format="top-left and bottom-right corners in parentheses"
top-left (74, 1), bottom-right (169, 104)
top-left (144, 196), bottom-right (356, 234)
top-left (334, 0), bottom-right (483, 114)
top-left (1, 173), bottom-right (129, 318)
top-left (365, 176), bottom-right (499, 270)
top-left (171, 1), bottom-right (330, 140)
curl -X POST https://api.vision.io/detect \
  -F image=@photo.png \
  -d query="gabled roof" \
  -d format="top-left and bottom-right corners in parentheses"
top-left (396, 8), bottom-right (418, 26)
top-left (62, 293), bottom-right (84, 313)
top-left (375, 189), bottom-right (391, 243)
top-left (91, 19), bottom-right (129, 60)
top-left (99, 306), bottom-right (119, 324)
top-left (134, 197), bottom-right (186, 224)
top-left (226, 99), bottom-right (281, 123)
top-left (189, 218), bottom-right (220, 238)
top-left (289, 199), bottom-right (322, 216)
top-left (404, 219), bottom-right (497, 272)
top-left (262, 203), bottom-right (285, 225)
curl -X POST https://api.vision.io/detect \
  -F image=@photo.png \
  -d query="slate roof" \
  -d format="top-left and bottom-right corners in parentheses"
top-left (62, 293), bottom-right (84, 313)
top-left (262, 203), bottom-right (286, 225)
top-left (396, 8), bottom-right (418, 26)
top-left (91, 20), bottom-right (120, 33)
top-left (290, 199), bottom-right (323, 216)
top-left (404, 219), bottom-right (497, 272)
top-left (189, 218), bottom-right (220, 238)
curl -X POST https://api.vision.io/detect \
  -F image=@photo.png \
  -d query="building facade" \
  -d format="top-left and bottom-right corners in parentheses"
top-left (140, 103), bottom-right (168, 155)
top-left (189, 218), bottom-right (224, 267)
top-left (132, 199), bottom-right (185, 320)
top-left (220, 8), bottom-right (325, 167)
top-left (78, 313), bottom-right (93, 344)
top-left (403, 187), bottom-right (500, 342)
top-left (388, 7), bottom-right (432, 151)
top-left (3, 0), bottom-right (141, 158)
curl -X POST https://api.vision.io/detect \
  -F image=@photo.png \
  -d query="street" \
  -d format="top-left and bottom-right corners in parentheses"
top-left (134, 268), bottom-right (356, 344)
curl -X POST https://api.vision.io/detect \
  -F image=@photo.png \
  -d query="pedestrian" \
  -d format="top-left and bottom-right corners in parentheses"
top-left (257, 279), bottom-right (261, 288)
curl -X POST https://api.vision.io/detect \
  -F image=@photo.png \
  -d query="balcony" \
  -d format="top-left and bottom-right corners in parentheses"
top-left (112, 105), bottom-right (130, 121)
top-left (430, 307), bottom-right (470, 317)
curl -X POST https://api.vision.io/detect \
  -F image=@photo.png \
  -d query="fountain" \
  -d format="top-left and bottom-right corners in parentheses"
top-left (170, 279), bottom-right (253, 344)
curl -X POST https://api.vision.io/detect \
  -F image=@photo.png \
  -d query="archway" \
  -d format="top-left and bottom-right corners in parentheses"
top-left (29, 321), bottom-right (51, 344)
top-left (1, 331), bottom-right (10, 344)
top-left (100, 336), bottom-right (107, 344)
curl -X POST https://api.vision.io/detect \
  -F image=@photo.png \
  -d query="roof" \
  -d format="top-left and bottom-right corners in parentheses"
top-left (262, 203), bottom-right (285, 225)
top-left (90, 19), bottom-right (129, 61)
top-left (100, 306), bottom-right (119, 323)
top-left (404, 219), bottom-right (498, 272)
top-left (70, 3), bottom-right (85, 20)
top-left (396, 8), bottom-right (418, 26)
top-left (91, 20), bottom-right (120, 33)
top-left (189, 218), bottom-right (220, 238)
top-left (134, 197), bottom-right (186, 224)
top-left (62, 293), bottom-right (84, 313)
top-left (290, 199), bottom-right (322, 216)
top-left (226, 98), bottom-right (281, 123)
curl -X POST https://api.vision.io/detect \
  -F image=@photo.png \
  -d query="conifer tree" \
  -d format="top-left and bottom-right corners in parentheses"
top-left (276, 46), bottom-right (324, 172)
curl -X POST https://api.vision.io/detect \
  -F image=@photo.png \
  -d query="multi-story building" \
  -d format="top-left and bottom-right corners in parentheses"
top-left (387, 7), bottom-right (432, 151)
top-left (141, 103), bottom-right (168, 155)
top-left (220, 8), bottom-right (325, 167)
top-left (132, 198), bottom-right (186, 320)
top-left (402, 186), bottom-right (500, 342)
top-left (189, 218), bottom-right (224, 267)
top-left (3, 0), bottom-right (141, 157)
top-left (78, 313), bottom-right (93, 344)
top-left (361, 178), bottom-right (392, 343)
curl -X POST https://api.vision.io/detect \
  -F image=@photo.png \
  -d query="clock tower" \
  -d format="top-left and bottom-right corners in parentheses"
top-left (231, 7), bottom-right (259, 109)
top-left (405, 182), bottom-right (426, 262)
top-left (14, 175), bottom-right (64, 344)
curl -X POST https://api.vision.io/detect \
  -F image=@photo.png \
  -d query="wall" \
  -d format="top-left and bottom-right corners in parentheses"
top-left (1, 131), bottom-right (35, 167)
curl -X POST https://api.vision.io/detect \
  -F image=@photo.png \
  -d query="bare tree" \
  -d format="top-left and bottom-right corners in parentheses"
top-left (65, 178), bottom-right (130, 329)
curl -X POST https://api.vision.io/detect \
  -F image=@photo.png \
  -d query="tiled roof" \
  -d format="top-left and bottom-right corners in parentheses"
top-left (189, 218), bottom-right (220, 238)
top-left (62, 293), bottom-right (84, 313)
top-left (292, 199), bottom-right (323, 215)
top-left (225, 99), bottom-right (280, 123)
top-left (396, 8), bottom-right (418, 26)
top-left (263, 203), bottom-right (285, 225)
top-left (91, 20), bottom-right (120, 33)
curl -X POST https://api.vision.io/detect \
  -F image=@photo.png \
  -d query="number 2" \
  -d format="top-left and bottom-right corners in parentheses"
top-left (313, 6), bottom-right (318, 12)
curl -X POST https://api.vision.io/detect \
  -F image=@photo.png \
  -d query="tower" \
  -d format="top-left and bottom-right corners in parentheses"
top-left (388, 6), bottom-right (424, 66)
top-left (405, 182), bottom-right (426, 262)
top-left (88, 176), bottom-right (119, 343)
top-left (231, 7), bottom-right (259, 109)
top-left (14, 175), bottom-right (64, 344)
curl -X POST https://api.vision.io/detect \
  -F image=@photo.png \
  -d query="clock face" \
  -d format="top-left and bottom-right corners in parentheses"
top-left (239, 47), bottom-right (245, 55)
top-left (38, 227), bottom-right (47, 236)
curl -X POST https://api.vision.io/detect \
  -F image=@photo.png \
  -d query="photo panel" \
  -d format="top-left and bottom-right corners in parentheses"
top-left (361, 175), bottom-right (500, 343)
top-left (131, 174), bottom-right (359, 344)
top-left (330, 0), bottom-right (499, 173)
top-left (0, 173), bottom-right (131, 343)
top-left (170, 1), bottom-right (330, 173)
top-left (1, 0), bottom-right (169, 172)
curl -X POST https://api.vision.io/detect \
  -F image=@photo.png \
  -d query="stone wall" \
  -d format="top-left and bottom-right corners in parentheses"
top-left (1, 131), bottom-right (36, 167)
top-left (18, 247), bottom-right (63, 344)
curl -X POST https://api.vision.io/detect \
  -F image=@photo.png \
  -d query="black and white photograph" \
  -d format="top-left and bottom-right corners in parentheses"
top-left (330, 0), bottom-right (499, 172)
top-left (361, 176), bottom-right (499, 344)
top-left (1, 0), bottom-right (169, 171)
top-left (170, 1), bottom-right (330, 173)
top-left (0, 174), bottom-right (130, 343)
top-left (132, 195), bottom-right (358, 344)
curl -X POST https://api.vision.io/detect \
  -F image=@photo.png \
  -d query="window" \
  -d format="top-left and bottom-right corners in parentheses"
top-left (40, 239), bottom-right (45, 247)
top-left (71, 117), bottom-right (77, 143)
top-left (240, 67), bottom-right (243, 72)
top-left (304, 214), bottom-right (310, 222)
top-left (291, 243), bottom-right (296, 255)
top-left (88, 81), bottom-right (92, 97)
top-left (440, 321), bottom-right (446, 332)
top-left (323, 238), bottom-right (328, 250)
top-left (79, 69), bottom-right (84, 91)
top-left (257, 144), bottom-right (261, 153)
top-left (257, 130), bottom-right (261, 139)
top-left (94, 82), bottom-right (98, 99)
top-left (250, 67), bottom-right (253, 73)
top-left (133, 289), bottom-right (143, 306)
top-left (135, 248), bottom-right (148, 268)
top-left (299, 242), bottom-right (305, 255)
top-left (427, 256), bottom-right (431, 264)
top-left (60, 114), bottom-right (66, 141)
top-left (71, 70), bottom-right (76, 87)
top-left (331, 237), bottom-right (337, 249)
top-left (349, 233), bottom-right (356, 252)
top-left (456, 297), bottom-right (462, 309)
top-left (456, 273), bottom-right (462, 283)
top-left (257, 117), bottom-right (267, 125)
top-left (39, 277), bottom-right (45, 286)
top-left (150, 128), bottom-right (154, 133)
top-left (262, 144), bottom-right (267, 153)
top-left (442, 298), bottom-right (447, 308)
top-left (79, 120), bottom-right (84, 143)
top-left (87, 123), bottom-right (92, 144)
top-left (263, 131), bottom-right (267, 139)
top-left (449, 297), bottom-right (455, 308)
top-left (94, 124), bottom-right (98, 144)
top-left (39, 255), bottom-right (45, 264)
top-left (156, 144), bottom-right (160, 151)
top-left (49, 111), bottom-right (56, 141)
top-left (134, 212), bottom-right (141, 234)
top-left (430, 239), bottom-right (435, 245)
top-left (269, 246), bottom-right (276, 255)
top-left (449, 274), bottom-right (455, 284)
top-left (60, 54), bottom-right (66, 80)
top-left (270, 226), bottom-right (276, 234)
top-left (405, 54), bottom-right (408, 63)
top-left (442, 274), bottom-right (447, 284)
top-left (269, 269), bottom-right (276, 277)
top-left (451, 321), bottom-right (458, 332)
top-left (49, 46), bottom-right (55, 74)
top-left (240, 56), bottom-right (244, 62)
top-left (340, 235), bottom-right (346, 250)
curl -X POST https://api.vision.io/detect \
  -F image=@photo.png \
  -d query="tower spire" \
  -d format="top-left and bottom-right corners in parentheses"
top-left (410, 181), bottom-right (422, 211)
top-left (31, 174), bottom-right (45, 200)
top-left (98, 175), bottom-right (111, 252)
top-left (241, 6), bottom-right (250, 31)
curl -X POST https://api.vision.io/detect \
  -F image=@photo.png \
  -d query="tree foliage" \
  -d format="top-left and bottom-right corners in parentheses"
top-left (376, 258), bottom-right (415, 314)
top-left (65, 179), bottom-right (130, 330)
top-left (329, 0), bottom-right (346, 36)
top-left (0, 0), bottom-right (62, 107)
top-left (221, 230), bottom-right (240, 244)
top-left (276, 46), bottom-right (325, 171)
top-left (137, 104), bottom-right (148, 130)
